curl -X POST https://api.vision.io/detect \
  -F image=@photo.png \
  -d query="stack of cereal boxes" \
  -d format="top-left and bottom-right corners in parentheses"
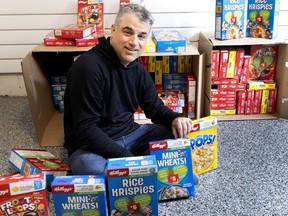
top-left (186, 116), bottom-right (218, 175)
top-left (51, 175), bottom-right (108, 216)
top-left (107, 155), bottom-right (158, 216)
top-left (149, 139), bottom-right (195, 201)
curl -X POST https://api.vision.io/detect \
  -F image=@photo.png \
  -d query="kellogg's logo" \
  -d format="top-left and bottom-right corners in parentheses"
top-left (107, 169), bottom-right (129, 177)
top-left (0, 189), bottom-right (9, 196)
top-left (53, 186), bottom-right (73, 193)
top-left (150, 142), bottom-right (167, 150)
top-left (190, 123), bottom-right (200, 132)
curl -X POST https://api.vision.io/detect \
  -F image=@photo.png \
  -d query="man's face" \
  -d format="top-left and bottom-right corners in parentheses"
top-left (110, 13), bottom-right (151, 67)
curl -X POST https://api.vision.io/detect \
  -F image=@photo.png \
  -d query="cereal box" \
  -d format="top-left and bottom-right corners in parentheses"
top-left (107, 155), bottom-right (158, 216)
top-left (215, 0), bottom-right (247, 40)
top-left (249, 45), bottom-right (278, 80)
top-left (246, 0), bottom-right (280, 39)
top-left (54, 24), bottom-right (96, 39)
top-left (149, 139), bottom-right (195, 201)
top-left (43, 31), bottom-right (75, 46)
top-left (0, 173), bottom-right (49, 216)
top-left (152, 30), bottom-right (186, 53)
top-left (51, 175), bottom-right (108, 216)
top-left (186, 116), bottom-right (218, 175)
top-left (8, 148), bottom-right (70, 186)
top-left (77, 0), bottom-right (104, 33)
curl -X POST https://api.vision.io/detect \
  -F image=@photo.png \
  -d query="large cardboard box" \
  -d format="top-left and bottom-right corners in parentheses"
top-left (21, 44), bottom-right (204, 146)
top-left (198, 32), bottom-right (288, 120)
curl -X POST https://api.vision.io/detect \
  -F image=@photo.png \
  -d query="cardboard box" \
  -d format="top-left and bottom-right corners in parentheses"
top-left (152, 30), bottom-right (186, 53)
top-left (51, 175), bottom-right (108, 216)
top-left (246, 0), bottom-right (280, 39)
top-left (149, 139), bottom-right (195, 201)
top-left (0, 173), bottom-right (49, 216)
top-left (107, 155), bottom-right (158, 216)
top-left (215, 0), bottom-right (247, 40)
top-left (198, 31), bottom-right (288, 120)
top-left (21, 44), bottom-right (204, 146)
top-left (186, 116), bottom-right (218, 175)
top-left (8, 148), bottom-right (70, 186)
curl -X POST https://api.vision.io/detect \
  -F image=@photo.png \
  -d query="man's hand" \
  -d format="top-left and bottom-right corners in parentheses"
top-left (171, 117), bottom-right (193, 138)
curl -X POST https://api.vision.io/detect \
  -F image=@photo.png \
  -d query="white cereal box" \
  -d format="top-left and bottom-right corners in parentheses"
top-left (186, 116), bottom-right (218, 175)
top-left (0, 173), bottom-right (49, 216)
top-left (107, 155), bottom-right (158, 216)
top-left (215, 0), bottom-right (247, 40)
top-left (246, 0), bottom-right (280, 39)
top-left (149, 139), bottom-right (195, 201)
top-left (51, 175), bottom-right (108, 216)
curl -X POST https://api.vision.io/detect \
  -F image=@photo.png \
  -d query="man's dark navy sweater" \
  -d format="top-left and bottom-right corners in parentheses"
top-left (64, 37), bottom-right (181, 159)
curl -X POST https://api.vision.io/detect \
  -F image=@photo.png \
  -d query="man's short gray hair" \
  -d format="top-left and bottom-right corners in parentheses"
top-left (114, 4), bottom-right (155, 27)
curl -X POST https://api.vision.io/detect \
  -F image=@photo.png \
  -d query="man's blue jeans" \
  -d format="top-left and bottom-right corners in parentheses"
top-left (69, 123), bottom-right (199, 185)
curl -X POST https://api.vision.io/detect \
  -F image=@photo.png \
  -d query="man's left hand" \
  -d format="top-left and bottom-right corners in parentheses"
top-left (171, 117), bottom-right (193, 138)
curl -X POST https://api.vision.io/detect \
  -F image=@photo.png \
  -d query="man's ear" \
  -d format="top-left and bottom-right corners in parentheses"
top-left (111, 24), bottom-right (115, 34)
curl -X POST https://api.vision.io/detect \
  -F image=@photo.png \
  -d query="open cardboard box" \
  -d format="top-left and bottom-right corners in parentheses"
top-left (198, 32), bottom-right (288, 120)
top-left (21, 44), bottom-right (205, 146)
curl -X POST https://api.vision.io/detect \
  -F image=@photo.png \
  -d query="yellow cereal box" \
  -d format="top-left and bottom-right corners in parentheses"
top-left (186, 116), bottom-right (218, 175)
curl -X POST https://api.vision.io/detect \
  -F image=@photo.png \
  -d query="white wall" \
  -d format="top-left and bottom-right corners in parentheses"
top-left (0, 0), bottom-right (287, 96)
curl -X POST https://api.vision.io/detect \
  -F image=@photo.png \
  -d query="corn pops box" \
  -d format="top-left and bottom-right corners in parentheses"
top-left (215, 0), bottom-right (247, 40)
top-left (186, 116), bottom-right (218, 175)
top-left (51, 175), bottom-right (108, 216)
top-left (246, 0), bottom-right (280, 39)
top-left (149, 139), bottom-right (195, 201)
top-left (0, 173), bottom-right (49, 216)
top-left (107, 155), bottom-right (158, 216)
top-left (8, 148), bottom-right (70, 186)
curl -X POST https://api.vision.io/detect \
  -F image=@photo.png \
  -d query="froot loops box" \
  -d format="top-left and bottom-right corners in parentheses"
top-left (0, 173), bottom-right (49, 216)
top-left (51, 175), bottom-right (108, 216)
top-left (186, 116), bottom-right (218, 175)
top-left (149, 139), bottom-right (195, 201)
top-left (107, 155), bottom-right (158, 216)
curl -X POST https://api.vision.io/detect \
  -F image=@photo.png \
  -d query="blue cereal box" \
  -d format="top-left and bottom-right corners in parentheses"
top-left (215, 0), bottom-right (247, 40)
top-left (149, 139), bottom-right (195, 201)
top-left (152, 30), bottom-right (186, 53)
top-left (246, 0), bottom-right (280, 39)
top-left (107, 156), bottom-right (158, 216)
top-left (51, 175), bottom-right (108, 216)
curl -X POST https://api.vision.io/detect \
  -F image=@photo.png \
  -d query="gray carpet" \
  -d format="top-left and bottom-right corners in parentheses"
top-left (1, 96), bottom-right (288, 216)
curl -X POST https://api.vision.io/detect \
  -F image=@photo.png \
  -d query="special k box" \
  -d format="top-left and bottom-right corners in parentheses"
top-left (51, 175), bottom-right (108, 216)
top-left (149, 139), bottom-right (195, 201)
top-left (107, 155), bottom-right (158, 216)
top-left (186, 116), bottom-right (218, 175)
top-left (0, 173), bottom-right (49, 216)
top-left (8, 148), bottom-right (70, 186)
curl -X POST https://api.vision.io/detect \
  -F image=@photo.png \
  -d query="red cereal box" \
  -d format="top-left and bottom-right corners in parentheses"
top-left (218, 49), bottom-right (229, 78)
top-left (77, 0), bottom-right (104, 33)
top-left (44, 31), bottom-right (75, 46)
top-left (237, 90), bottom-right (246, 115)
top-left (268, 88), bottom-right (277, 114)
top-left (75, 33), bottom-right (101, 47)
top-left (241, 55), bottom-right (252, 83)
top-left (0, 173), bottom-right (49, 216)
top-left (252, 90), bottom-right (263, 114)
top-left (211, 50), bottom-right (220, 78)
top-left (245, 90), bottom-right (254, 114)
top-left (54, 24), bottom-right (96, 39)
top-left (235, 47), bottom-right (245, 76)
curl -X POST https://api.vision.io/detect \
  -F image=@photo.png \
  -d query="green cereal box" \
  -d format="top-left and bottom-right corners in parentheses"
top-left (215, 0), bottom-right (248, 40)
top-left (107, 155), bottom-right (158, 216)
top-left (186, 116), bottom-right (218, 175)
top-left (51, 175), bottom-right (108, 216)
top-left (149, 139), bottom-right (195, 201)
top-left (246, 0), bottom-right (280, 39)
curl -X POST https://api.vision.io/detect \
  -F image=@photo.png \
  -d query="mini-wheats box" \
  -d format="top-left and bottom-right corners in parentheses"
top-left (8, 148), bottom-right (70, 186)
top-left (107, 155), bottom-right (158, 216)
top-left (152, 30), bottom-right (186, 53)
top-left (51, 175), bottom-right (108, 216)
top-left (246, 0), bottom-right (280, 39)
top-left (0, 173), bottom-right (49, 216)
top-left (215, 0), bottom-right (247, 40)
top-left (77, 0), bottom-right (104, 33)
top-left (186, 116), bottom-right (218, 175)
top-left (149, 139), bottom-right (195, 201)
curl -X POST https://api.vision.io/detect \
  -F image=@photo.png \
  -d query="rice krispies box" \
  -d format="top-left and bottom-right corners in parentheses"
top-left (149, 139), bottom-right (195, 201)
top-left (215, 0), bottom-right (247, 40)
top-left (0, 173), bottom-right (49, 216)
top-left (51, 175), bottom-right (108, 216)
top-left (186, 116), bottom-right (218, 175)
top-left (246, 0), bottom-right (280, 39)
top-left (107, 155), bottom-right (158, 216)
top-left (8, 148), bottom-right (70, 186)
